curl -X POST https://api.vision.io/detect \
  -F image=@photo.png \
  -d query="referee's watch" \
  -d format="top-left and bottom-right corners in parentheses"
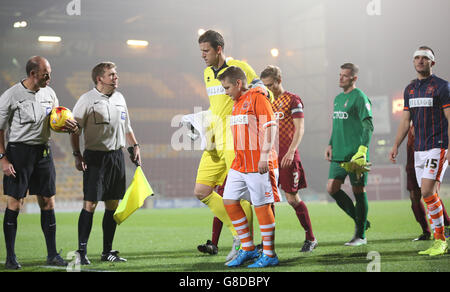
top-left (0, 153), bottom-right (5, 159)
top-left (72, 150), bottom-right (81, 157)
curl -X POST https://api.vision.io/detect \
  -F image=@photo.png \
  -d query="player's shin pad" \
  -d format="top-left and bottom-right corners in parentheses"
top-left (340, 161), bottom-right (372, 179)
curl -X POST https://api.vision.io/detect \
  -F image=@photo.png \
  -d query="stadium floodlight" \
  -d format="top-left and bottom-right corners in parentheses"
top-left (270, 48), bottom-right (279, 58)
top-left (377, 139), bottom-right (386, 146)
top-left (13, 21), bottom-right (27, 28)
top-left (38, 35), bottom-right (62, 43)
top-left (126, 39), bottom-right (149, 47)
top-left (391, 97), bottom-right (403, 115)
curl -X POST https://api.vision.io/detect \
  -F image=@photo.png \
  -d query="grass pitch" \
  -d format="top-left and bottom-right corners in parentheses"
top-left (1, 199), bottom-right (449, 272)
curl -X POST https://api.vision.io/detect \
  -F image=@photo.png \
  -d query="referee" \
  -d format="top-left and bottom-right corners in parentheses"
top-left (70, 62), bottom-right (140, 265)
top-left (0, 56), bottom-right (78, 269)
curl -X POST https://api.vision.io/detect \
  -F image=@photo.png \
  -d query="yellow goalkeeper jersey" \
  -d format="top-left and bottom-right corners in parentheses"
top-left (204, 58), bottom-right (259, 149)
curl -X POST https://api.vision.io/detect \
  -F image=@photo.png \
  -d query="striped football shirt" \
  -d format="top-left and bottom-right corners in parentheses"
top-left (403, 74), bottom-right (450, 151)
top-left (271, 91), bottom-right (304, 158)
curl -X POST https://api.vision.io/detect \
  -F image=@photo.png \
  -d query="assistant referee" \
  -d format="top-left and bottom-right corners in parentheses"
top-left (70, 61), bottom-right (141, 265)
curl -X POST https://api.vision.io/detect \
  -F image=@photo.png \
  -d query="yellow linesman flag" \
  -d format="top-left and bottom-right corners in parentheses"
top-left (114, 166), bottom-right (154, 225)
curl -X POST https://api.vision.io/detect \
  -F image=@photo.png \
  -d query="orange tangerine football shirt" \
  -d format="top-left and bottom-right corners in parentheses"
top-left (230, 87), bottom-right (278, 173)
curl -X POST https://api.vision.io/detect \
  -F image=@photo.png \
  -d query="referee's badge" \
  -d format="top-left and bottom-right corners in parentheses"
top-left (121, 111), bottom-right (126, 120)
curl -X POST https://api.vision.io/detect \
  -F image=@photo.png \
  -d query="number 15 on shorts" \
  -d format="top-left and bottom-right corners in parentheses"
top-left (415, 148), bottom-right (448, 185)
top-left (425, 158), bottom-right (438, 169)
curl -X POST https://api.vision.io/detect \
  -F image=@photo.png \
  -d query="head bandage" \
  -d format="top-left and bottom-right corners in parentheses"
top-left (414, 50), bottom-right (435, 62)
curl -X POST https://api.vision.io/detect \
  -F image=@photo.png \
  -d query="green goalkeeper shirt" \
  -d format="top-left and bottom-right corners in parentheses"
top-left (329, 88), bottom-right (373, 162)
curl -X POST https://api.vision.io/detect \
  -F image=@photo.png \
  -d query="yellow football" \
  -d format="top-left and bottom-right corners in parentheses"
top-left (49, 106), bottom-right (74, 132)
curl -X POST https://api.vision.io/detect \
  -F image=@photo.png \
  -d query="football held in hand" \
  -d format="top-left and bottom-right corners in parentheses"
top-left (49, 106), bottom-right (74, 132)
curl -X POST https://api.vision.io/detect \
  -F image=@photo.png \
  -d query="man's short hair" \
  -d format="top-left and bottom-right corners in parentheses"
top-left (218, 66), bottom-right (247, 86)
top-left (198, 30), bottom-right (225, 51)
top-left (260, 65), bottom-right (282, 81)
top-left (340, 63), bottom-right (359, 76)
top-left (92, 62), bottom-right (116, 85)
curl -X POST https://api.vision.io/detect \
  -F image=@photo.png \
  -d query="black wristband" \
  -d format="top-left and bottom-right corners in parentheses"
top-left (133, 143), bottom-right (140, 148)
top-left (73, 150), bottom-right (81, 157)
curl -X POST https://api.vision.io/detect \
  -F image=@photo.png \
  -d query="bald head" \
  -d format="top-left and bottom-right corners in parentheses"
top-left (24, 56), bottom-right (52, 89)
top-left (26, 56), bottom-right (50, 77)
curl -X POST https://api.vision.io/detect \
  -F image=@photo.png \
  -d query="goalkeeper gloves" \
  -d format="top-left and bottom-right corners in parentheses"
top-left (340, 145), bottom-right (371, 179)
top-left (340, 161), bottom-right (372, 179)
top-left (351, 145), bottom-right (368, 167)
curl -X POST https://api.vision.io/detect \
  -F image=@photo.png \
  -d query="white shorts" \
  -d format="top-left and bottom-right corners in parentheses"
top-left (223, 168), bottom-right (280, 206)
top-left (414, 148), bottom-right (448, 187)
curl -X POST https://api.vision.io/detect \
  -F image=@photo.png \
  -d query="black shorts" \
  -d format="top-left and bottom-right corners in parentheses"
top-left (3, 142), bottom-right (56, 199)
top-left (83, 149), bottom-right (126, 202)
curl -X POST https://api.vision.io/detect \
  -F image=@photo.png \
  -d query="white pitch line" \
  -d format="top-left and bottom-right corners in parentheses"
top-left (38, 265), bottom-right (112, 272)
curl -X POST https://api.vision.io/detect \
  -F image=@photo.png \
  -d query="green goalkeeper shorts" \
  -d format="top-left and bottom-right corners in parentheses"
top-left (328, 161), bottom-right (368, 186)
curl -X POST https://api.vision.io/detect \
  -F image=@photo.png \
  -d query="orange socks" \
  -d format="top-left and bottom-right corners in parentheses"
top-left (224, 203), bottom-right (255, 251)
top-left (424, 193), bottom-right (445, 241)
top-left (225, 203), bottom-right (276, 257)
top-left (255, 204), bottom-right (276, 257)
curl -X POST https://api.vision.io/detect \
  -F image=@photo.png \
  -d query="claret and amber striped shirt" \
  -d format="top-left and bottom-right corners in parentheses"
top-left (271, 91), bottom-right (304, 158)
